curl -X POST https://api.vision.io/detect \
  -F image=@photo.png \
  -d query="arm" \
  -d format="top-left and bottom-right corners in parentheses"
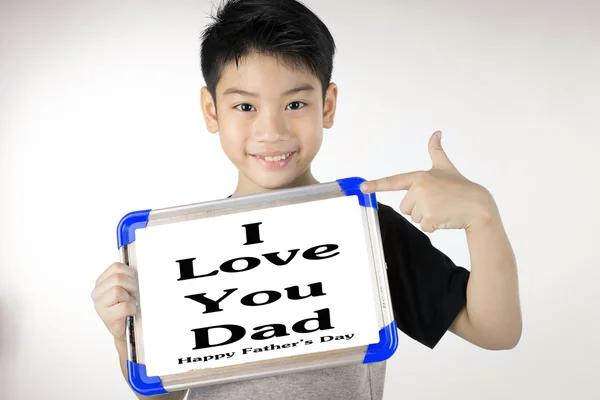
top-left (91, 262), bottom-right (189, 400)
top-left (449, 203), bottom-right (522, 350)
top-left (361, 130), bottom-right (522, 350)
top-left (115, 339), bottom-right (188, 400)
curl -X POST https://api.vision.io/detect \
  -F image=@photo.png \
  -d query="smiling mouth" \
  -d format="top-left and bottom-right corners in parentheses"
top-left (250, 151), bottom-right (296, 169)
top-left (252, 152), bottom-right (294, 162)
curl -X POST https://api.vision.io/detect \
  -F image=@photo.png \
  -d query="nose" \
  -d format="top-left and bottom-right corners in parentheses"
top-left (252, 108), bottom-right (290, 142)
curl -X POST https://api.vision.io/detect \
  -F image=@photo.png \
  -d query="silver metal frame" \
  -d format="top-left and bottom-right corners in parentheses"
top-left (120, 181), bottom-right (395, 392)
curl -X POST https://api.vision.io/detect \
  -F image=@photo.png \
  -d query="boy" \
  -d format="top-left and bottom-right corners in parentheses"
top-left (91, 0), bottom-right (522, 399)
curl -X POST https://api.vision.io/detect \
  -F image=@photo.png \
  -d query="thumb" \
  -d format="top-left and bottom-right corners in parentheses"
top-left (428, 130), bottom-right (455, 170)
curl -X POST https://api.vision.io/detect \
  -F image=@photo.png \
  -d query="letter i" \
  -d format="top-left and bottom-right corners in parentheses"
top-left (242, 222), bottom-right (264, 245)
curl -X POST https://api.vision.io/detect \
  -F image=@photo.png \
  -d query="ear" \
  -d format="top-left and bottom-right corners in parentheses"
top-left (200, 86), bottom-right (219, 133)
top-left (322, 82), bottom-right (338, 129)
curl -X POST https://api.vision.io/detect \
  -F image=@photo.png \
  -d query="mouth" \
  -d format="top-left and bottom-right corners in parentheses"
top-left (250, 151), bottom-right (296, 169)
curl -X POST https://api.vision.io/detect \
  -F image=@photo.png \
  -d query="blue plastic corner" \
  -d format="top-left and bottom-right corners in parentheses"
top-left (127, 361), bottom-right (167, 396)
top-left (363, 321), bottom-right (398, 363)
top-left (336, 177), bottom-right (378, 209)
top-left (117, 209), bottom-right (151, 249)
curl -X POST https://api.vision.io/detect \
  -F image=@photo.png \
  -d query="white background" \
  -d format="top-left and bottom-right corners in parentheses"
top-left (135, 196), bottom-right (380, 376)
top-left (0, 0), bottom-right (599, 399)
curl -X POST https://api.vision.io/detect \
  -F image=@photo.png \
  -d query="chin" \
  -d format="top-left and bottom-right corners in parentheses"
top-left (254, 176), bottom-right (297, 190)
top-left (250, 171), bottom-right (303, 191)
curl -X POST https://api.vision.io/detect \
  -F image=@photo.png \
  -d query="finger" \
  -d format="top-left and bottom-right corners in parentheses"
top-left (96, 286), bottom-right (135, 309)
top-left (92, 273), bottom-right (138, 303)
top-left (399, 190), bottom-right (418, 216)
top-left (102, 302), bottom-right (137, 339)
top-left (420, 215), bottom-right (437, 233)
top-left (428, 130), bottom-right (455, 170)
top-left (102, 300), bottom-right (137, 321)
top-left (360, 172), bottom-right (419, 194)
top-left (95, 262), bottom-right (136, 287)
top-left (410, 203), bottom-right (423, 224)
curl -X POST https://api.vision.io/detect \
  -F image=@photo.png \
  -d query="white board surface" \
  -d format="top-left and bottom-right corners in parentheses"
top-left (134, 195), bottom-right (381, 377)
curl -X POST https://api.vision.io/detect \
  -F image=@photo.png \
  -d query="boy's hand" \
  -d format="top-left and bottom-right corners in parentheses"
top-left (91, 262), bottom-right (138, 344)
top-left (360, 131), bottom-right (498, 233)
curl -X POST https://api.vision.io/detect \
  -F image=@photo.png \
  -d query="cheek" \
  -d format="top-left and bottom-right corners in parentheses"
top-left (295, 118), bottom-right (323, 152)
top-left (219, 134), bottom-right (247, 167)
top-left (218, 117), bottom-right (250, 159)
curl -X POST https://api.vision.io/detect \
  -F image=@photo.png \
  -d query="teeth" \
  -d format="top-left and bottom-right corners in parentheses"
top-left (262, 152), bottom-right (292, 162)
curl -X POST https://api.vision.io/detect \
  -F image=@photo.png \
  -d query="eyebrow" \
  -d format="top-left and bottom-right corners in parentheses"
top-left (222, 84), bottom-right (315, 97)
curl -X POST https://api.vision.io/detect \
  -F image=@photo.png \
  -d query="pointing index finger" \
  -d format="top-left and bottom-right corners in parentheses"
top-left (360, 172), bottom-right (418, 193)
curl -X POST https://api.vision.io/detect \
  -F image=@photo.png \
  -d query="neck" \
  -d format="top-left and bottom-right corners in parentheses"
top-left (231, 168), bottom-right (320, 197)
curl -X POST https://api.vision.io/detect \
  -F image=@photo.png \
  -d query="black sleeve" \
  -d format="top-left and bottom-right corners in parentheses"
top-left (377, 202), bottom-right (470, 349)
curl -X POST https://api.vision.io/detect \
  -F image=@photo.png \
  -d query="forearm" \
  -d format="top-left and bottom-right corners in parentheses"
top-left (462, 204), bottom-right (522, 349)
top-left (115, 339), bottom-right (188, 400)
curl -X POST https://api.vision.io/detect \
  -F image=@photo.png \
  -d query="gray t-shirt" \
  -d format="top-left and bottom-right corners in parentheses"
top-left (186, 362), bottom-right (386, 400)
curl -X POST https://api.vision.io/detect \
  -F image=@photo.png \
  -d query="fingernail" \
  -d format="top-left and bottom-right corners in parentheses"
top-left (360, 182), bottom-right (369, 192)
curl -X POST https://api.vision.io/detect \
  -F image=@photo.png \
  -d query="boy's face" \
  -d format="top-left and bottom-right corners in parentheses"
top-left (200, 53), bottom-right (338, 196)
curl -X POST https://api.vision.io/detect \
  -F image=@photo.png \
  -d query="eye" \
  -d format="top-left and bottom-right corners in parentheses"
top-left (286, 101), bottom-right (306, 110)
top-left (235, 103), bottom-right (255, 112)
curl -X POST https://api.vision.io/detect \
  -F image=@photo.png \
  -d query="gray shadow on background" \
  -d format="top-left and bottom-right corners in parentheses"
top-left (0, 295), bottom-right (19, 399)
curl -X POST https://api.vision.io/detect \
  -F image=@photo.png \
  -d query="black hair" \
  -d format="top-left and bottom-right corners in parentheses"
top-left (200, 0), bottom-right (336, 103)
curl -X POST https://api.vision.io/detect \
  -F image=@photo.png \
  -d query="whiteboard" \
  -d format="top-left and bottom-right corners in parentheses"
top-left (134, 195), bottom-right (382, 377)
